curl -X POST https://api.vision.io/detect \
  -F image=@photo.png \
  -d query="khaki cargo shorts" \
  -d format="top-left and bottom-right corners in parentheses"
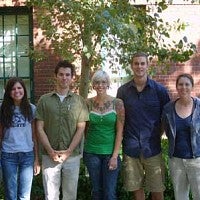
top-left (122, 153), bottom-right (165, 192)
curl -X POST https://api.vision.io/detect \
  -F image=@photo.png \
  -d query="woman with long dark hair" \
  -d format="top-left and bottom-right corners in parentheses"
top-left (0, 77), bottom-right (40, 200)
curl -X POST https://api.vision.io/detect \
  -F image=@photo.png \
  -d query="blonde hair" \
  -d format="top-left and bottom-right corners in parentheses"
top-left (91, 69), bottom-right (111, 87)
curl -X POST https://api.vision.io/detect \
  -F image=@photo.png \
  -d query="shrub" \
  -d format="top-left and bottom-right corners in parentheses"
top-left (0, 139), bottom-right (187, 199)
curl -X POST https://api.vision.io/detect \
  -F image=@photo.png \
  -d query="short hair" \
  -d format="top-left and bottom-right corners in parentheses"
top-left (54, 60), bottom-right (75, 77)
top-left (176, 73), bottom-right (194, 87)
top-left (91, 69), bottom-right (111, 87)
top-left (131, 52), bottom-right (148, 64)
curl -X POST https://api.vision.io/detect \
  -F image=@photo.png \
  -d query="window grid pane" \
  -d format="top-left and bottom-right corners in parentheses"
top-left (0, 9), bottom-right (32, 101)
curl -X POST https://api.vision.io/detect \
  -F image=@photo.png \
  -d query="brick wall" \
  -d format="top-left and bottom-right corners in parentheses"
top-left (1, 1), bottom-right (200, 102)
top-left (32, 15), bottom-right (60, 100)
top-left (0, 1), bottom-right (61, 101)
top-left (152, 4), bottom-right (200, 100)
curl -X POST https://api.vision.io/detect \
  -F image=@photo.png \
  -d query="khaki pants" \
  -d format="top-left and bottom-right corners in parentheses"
top-left (169, 157), bottom-right (200, 200)
top-left (42, 155), bottom-right (81, 200)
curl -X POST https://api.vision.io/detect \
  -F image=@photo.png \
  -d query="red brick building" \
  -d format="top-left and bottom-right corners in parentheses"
top-left (0, 0), bottom-right (200, 102)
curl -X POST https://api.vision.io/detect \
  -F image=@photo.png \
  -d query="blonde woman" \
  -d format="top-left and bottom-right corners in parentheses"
top-left (83, 70), bottom-right (125, 200)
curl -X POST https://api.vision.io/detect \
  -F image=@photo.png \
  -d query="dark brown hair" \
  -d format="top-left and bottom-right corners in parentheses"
top-left (54, 60), bottom-right (75, 77)
top-left (0, 77), bottom-right (32, 128)
top-left (176, 73), bottom-right (194, 87)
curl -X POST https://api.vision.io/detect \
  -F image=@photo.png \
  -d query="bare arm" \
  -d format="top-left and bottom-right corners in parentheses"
top-left (108, 98), bottom-right (125, 170)
top-left (36, 120), bottom-right (60, 162)
top-left (32, 120), bottom-right (41, 175)
top-left (84, 98), bottom-right (91, 137)
top-left (57, 121), bottom-right (86, 162)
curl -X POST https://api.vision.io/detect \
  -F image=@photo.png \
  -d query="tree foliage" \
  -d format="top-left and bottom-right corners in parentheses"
top-left (26, 0), bottom-right (196, 98)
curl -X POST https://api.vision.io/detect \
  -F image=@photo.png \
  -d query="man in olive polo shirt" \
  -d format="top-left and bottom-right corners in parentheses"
top-left (36, 60), bottom-right (89, 200)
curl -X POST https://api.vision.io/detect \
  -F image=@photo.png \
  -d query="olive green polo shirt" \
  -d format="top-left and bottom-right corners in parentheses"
top-left (36, 91), bottom-right (89, 155)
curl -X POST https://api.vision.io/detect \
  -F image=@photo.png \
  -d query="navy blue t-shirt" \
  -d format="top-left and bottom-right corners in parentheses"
top-left (173, 111), bottom-right (193, 158)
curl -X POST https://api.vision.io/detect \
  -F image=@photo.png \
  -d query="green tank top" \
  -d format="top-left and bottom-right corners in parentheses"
top-left (84, 101), bottom-right (117, 154)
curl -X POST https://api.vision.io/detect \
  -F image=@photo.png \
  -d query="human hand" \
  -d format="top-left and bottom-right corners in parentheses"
top-left (108, 157), bottom-right (118, 170)
top-left (48, 150), bottom-right (61, 162)
top-left (34, 160), bottom-right (41, 176)
top-left (55, 148), bottom-right (72, 163)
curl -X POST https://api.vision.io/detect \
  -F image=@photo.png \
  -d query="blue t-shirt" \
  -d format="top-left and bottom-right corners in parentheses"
top-left (173, 111), bottom-right (193, 158)
top-left (1, 104), bottom-right (36, 153)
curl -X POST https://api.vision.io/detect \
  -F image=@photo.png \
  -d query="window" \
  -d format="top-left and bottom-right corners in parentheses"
top-left (0, 7), bottom-right (33, 101)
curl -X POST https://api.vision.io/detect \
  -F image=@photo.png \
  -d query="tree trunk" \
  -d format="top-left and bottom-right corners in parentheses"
top-left (79, 55), bottom-right (91, 99)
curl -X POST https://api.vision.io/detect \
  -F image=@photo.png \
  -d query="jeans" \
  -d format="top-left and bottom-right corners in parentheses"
top-left (42, 155), bottom-right (81, 200)
top-left (83, 152), bottom-right (121, 200)
top-left (169, 157), bottom-right (200, 200)
top-left (1, 151), bottom-right (34, 200)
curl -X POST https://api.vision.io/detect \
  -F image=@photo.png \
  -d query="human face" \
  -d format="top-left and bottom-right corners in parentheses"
top-left (131, 56), bottom-right (148, 78)
top-left (176, 77), bottom-right (193, 98)
top-left (55, 67), bottom-right (72, 90)
top-left (10, 82), bottom-right (24, 105)
top-left (93, 79), bottom-right (108, 95)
